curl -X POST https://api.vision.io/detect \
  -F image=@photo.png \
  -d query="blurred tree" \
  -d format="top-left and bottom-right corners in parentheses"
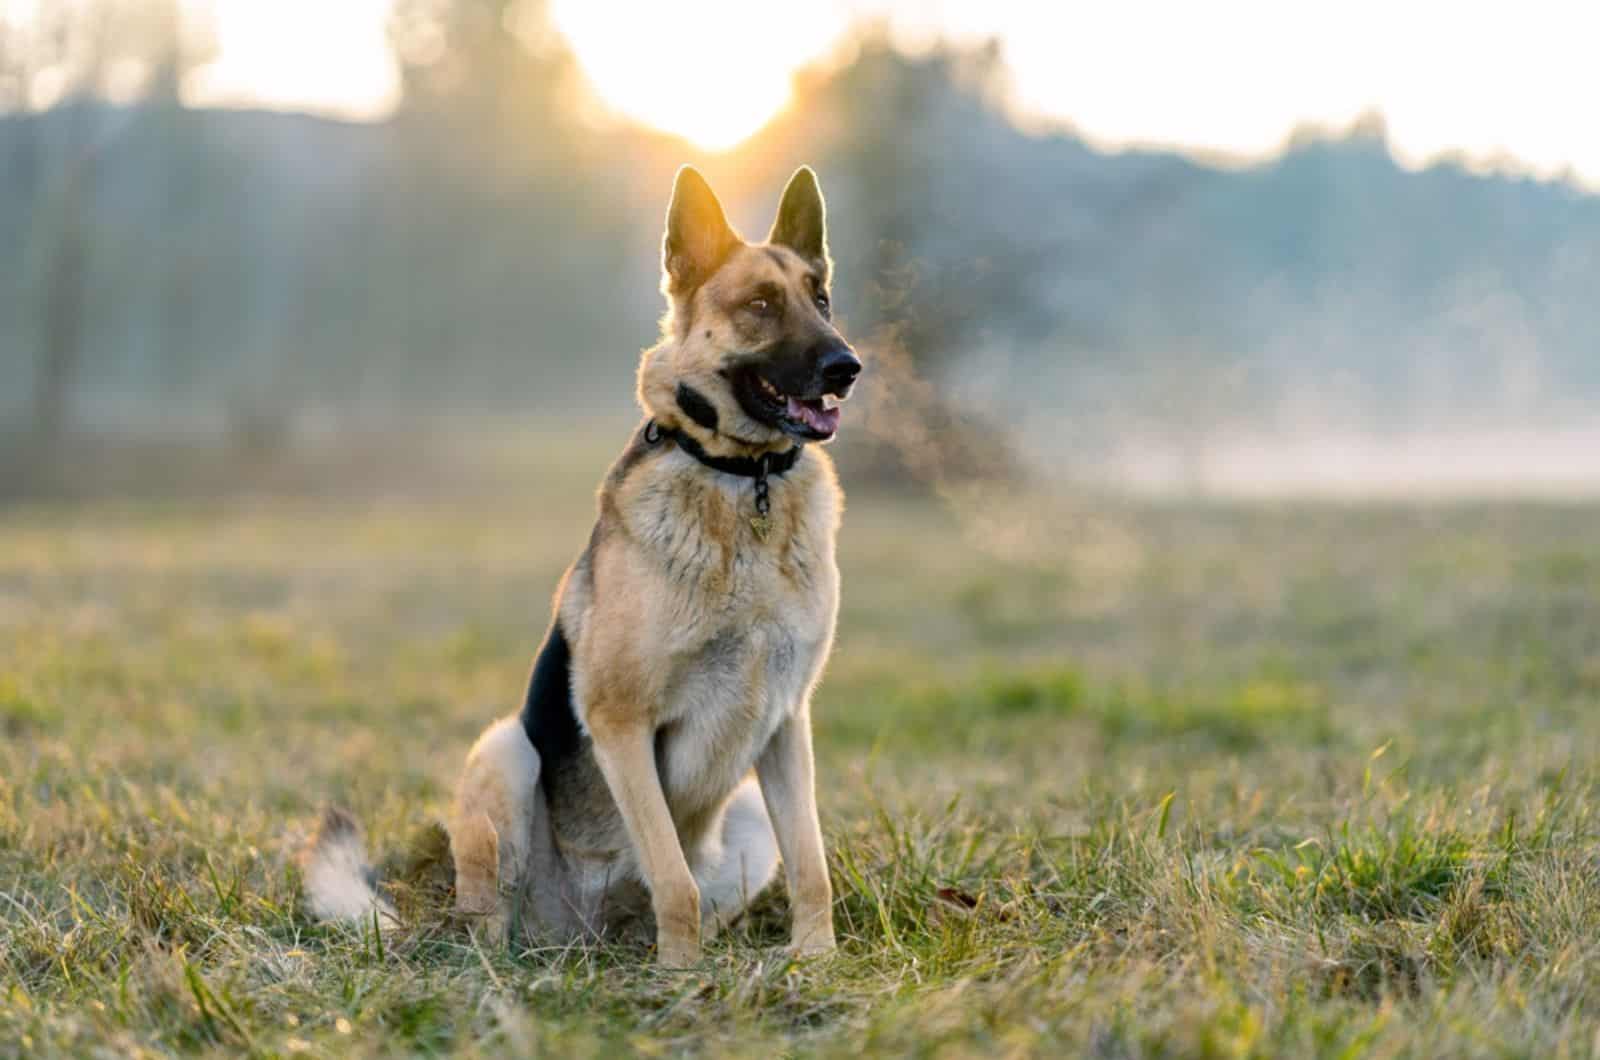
top-left (359, 0), bottom-right (654, 399)
top-left (2, 11), bottom-right (1599, 498)
top-left (1, 0), bottom-right (212, 483)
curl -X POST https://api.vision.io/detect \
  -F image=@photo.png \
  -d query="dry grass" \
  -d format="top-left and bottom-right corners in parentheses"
top-left (3, 444), bottom-right (1599, 1056)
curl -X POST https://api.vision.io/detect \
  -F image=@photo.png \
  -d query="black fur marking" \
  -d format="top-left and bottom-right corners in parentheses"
top-left (676, 382), bottom-right (720, 431)
top-left (520, 622), bottom-right (580, 792)
top-left (580, 523), bottom-right (603, 602)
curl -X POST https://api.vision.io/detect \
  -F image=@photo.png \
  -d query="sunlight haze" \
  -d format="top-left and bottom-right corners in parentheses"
top-left (183, 0), bottom-right (400, 120)
top-left (170, 0), bottom-right (1600, 184)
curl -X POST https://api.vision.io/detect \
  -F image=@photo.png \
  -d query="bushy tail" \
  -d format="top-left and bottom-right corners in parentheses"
top-left (297, 807), bottom-right (400, 930)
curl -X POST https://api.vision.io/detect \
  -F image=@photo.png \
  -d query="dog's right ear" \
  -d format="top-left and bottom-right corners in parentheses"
top-left (663, 166), bottom-right (739, 295)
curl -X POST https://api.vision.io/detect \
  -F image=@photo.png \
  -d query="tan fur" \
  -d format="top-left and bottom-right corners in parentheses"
top-left (449, 716), bottom-right (540, 941)
top-left (640, 241), bottom-right (834, 462)
top-left (308, 166), bottom-right (853, 968)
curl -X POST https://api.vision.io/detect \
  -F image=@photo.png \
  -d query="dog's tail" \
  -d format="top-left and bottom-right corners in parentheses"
top-left (297, 806), bottom-right (400, 930)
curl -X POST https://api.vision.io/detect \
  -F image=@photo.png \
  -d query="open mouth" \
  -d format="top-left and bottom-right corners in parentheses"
top-left (747, 372), bottom-right (844, 441)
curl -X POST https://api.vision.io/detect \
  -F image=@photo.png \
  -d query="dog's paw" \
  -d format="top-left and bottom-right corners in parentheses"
top-left (655, 935), bottom-right (702, 969)
top-left (786, 927), bottom-right (837, 960)
top-left (454, 907), bottom-right (510, 950)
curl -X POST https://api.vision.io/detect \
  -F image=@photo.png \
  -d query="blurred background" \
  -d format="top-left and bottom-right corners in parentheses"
top-left (10, 8), bottom-right (1600, 1050)
top-left (3, 0), bottom-right (1599, 499)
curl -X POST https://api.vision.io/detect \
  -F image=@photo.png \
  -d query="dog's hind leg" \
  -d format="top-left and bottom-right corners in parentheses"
top-left (450, 716), bottom-right (541, 945)
top-left (691, 778), bottom-right (780, 936)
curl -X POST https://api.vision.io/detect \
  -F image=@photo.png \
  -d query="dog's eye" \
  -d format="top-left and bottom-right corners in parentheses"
top-left (747, 297), bottom-right (770, 314)
top-left (814, 292), bottom-right (831, 314)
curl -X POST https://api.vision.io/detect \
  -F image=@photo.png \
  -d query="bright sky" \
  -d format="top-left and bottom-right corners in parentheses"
top-left (179, 0), bottom-right (1600, 185)
top-left (181, 0), bottom-right (400, 121)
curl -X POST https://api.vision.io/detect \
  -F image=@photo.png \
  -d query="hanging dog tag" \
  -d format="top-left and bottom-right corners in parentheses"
top-left (750, 456), bottom-right (774, 542)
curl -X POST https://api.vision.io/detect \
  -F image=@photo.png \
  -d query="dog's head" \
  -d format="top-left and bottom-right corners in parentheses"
top-left (638, 166), bottom-right (861, 450)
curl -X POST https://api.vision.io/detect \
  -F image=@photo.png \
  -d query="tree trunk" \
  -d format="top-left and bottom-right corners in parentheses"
top-left (34, 210), bottom-right (86, 455)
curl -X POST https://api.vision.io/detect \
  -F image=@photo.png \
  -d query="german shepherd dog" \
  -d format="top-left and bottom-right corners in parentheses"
top-left (301, 166), bottom-right (860, 966)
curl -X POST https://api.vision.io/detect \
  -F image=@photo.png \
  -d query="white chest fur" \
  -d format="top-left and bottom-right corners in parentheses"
top-left (653, 617), bottom-right (827, 822)
top-left (629, 457), bottom-right (838, 823)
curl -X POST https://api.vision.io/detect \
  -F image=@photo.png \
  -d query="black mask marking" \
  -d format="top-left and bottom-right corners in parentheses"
top-left (676, 382), bottom-right (720, 432)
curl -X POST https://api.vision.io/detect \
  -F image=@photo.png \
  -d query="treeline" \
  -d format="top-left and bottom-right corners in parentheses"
top-left (3, 0), bottom-right (1598, 459)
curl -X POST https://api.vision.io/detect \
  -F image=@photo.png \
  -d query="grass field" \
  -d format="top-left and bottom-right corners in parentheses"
top-left (3, 445), bottom-right (1599, 1057)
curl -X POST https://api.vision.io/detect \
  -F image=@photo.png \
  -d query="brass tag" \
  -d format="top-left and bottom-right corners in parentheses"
top-left (749, 514), bottom-right (772, 542)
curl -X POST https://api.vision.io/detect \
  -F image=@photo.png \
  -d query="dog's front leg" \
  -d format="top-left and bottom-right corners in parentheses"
top-left (586, 711), bottom-right (701, 966)
top-left (756, 706), bottom-right (835, 957)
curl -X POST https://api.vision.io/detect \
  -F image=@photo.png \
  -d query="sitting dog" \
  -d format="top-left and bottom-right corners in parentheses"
top-left (303, 165), bottom-right (860, 965)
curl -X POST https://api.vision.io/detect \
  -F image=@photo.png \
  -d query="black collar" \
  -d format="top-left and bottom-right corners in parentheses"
top-left (645, 420), bottom-right (802, 479)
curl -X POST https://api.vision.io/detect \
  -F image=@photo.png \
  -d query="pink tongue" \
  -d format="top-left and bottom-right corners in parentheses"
top-left (785, 397), bottom-right (841, 435)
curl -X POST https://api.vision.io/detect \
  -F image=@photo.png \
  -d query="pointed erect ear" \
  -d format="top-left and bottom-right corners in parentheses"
top-left (767, 166), bottom-right (828, 266)
top-left (663, 165), bottom-right (739, 294)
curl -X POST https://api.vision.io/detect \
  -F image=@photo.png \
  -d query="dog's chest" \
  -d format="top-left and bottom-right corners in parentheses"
top-left (654, 618), bottom-right (822, 816)
top-left (570, 451), bottom-right (840, 833)
top-left (643, 472), bottom-right (833, 817)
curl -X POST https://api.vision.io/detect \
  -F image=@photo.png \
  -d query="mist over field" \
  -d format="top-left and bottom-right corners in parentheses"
top-left (4, 3), bottom-right (1599, 498)
top-left (8, 4), bottom-right (1600, 1057)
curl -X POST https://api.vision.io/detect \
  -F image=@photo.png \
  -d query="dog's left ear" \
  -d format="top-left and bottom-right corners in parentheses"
top-left (664, 165), bottom-right (739, 294)
top-left (767, 166), bottom-right (829, 267)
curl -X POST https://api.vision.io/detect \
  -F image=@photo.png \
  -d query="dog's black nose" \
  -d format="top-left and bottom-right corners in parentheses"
top-left (818, 344), bottom-right (862, 391)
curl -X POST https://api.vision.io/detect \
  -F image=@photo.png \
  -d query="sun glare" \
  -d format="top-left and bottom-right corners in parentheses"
top-left (548, 0), bottom-right (839, 151)
top-left (64, 0), bottom-right (1600, 185)
top-left (182, 0), bottom-right (399, 121)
